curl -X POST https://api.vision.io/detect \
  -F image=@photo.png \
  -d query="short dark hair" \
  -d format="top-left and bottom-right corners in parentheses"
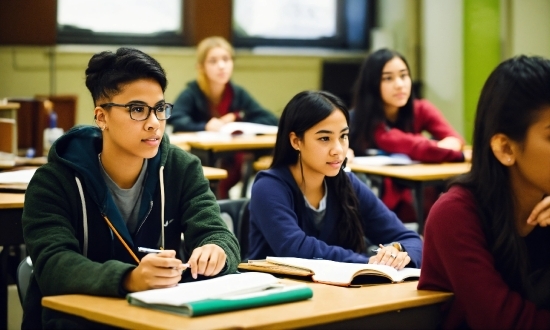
top-left (85, 47), bottom-right (167, 105)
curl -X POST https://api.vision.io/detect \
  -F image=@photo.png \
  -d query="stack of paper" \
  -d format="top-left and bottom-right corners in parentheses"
top-left (126, 272), bottom-right (313, 316)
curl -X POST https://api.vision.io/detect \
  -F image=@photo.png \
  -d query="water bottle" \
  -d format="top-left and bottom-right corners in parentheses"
top-left (43, 111), bottom-right (64, 155)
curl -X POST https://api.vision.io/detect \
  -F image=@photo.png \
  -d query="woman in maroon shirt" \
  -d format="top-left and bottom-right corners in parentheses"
top-left (349, 48), bottom-right (468, 222)
top-left (419, 55), bottom-right (550, 329)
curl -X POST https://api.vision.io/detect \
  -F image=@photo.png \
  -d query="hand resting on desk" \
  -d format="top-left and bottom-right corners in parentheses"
top-left (368, 244), bottom-right (411, 270)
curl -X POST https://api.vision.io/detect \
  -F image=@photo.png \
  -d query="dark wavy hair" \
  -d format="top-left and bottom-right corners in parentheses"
top-left (85, 47), bottom-right (167, 105)
top-left (271, 90), bottom-right (366, 253)
top-left (350, 48), bottom-right (414, 153)
top-left (453, 55), bottom-right (550, 293)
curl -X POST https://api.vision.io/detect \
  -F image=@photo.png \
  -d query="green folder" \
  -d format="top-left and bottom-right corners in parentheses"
top-left (126, 272), bottom-right (313, 317)
top-left (128, 285), bottom-right (313, 316)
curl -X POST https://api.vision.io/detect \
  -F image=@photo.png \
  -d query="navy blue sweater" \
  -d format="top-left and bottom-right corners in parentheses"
top-left (248, 167), bottom-right (422, 266)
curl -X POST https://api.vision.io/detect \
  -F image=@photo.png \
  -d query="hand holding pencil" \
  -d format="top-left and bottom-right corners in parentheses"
top-left (123, 249), bottom-right (186, 292)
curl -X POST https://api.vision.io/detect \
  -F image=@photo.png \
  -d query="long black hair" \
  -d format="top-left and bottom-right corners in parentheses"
top-left (453, 55), bottom-right (550, 293)
top-left (350, 48), bottom-right (414, 153)
top-left (271, 90), bottom-right (366, 253)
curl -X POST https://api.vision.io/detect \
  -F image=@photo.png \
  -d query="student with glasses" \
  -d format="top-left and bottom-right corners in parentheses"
top-left (21, 47), bottom-right (240, 328)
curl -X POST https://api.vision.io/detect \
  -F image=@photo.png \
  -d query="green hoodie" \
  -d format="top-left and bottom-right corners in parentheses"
top-left (21, 125), bottom-right (240, 328)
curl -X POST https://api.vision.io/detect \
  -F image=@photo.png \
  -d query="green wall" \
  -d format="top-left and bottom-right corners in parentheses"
top-left (463, 0), bottom-right (501, 143)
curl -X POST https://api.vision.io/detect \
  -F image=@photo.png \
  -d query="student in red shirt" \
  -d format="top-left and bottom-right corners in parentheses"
top-left (419, 55), bottom-right (550, 329)
top-left (349, 48), bottom-right (468, 222)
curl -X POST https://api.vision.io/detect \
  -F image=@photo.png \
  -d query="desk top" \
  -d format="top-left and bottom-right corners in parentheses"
top-left (0, 103), bottom-right (20, 110)
top-left (42, 280), bottom-right (452, 330)
top-left (0, 166), bottom-right (226, 200)
top-left (0, 193), bottom-right (24, 209)
top-left (348, 162), bottom-right (471, 181)
top-left (253, 157), bottom-right (470, 181)
top-left (171, 133), bottom-right (276, 153)
top-left (202, 166), bottom-right (228, 180)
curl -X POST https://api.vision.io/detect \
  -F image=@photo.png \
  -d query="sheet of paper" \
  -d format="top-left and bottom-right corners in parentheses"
top-left (0, 169), bottom-right (36, 184)
top-left (127, 272), bottom-right (279, 306)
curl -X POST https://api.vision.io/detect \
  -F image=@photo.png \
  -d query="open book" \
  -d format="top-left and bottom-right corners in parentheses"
top-left (126, 272), bottom-right (313, 317)
top-left (238, 257), bottom-right (420, 287)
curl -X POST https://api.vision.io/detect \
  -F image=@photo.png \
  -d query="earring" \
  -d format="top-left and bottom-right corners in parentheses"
top-left (101, 126), bottom-right (106, 131)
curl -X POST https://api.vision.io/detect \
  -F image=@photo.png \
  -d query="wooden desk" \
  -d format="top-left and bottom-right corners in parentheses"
top-left (0, 103), bottom-right (20, 155)
top-left (42, 280), bottom-right (452, 329)
top-left (349, 162), bottom-right (471, 233)
top-left (0, 166), bottom-right (226, 193)
top-left (171, 133), bottom-right (276, 166)
top-left (202, 166), bottom-right (228, 181)
top-left (172, 133), bottom-right (276, 198)
top-left (253, 155), bottom-right (273, 171)
top-left (0, 193), bottom-right (25, 330)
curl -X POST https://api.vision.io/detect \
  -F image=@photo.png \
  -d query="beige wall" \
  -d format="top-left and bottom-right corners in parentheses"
top-left (0, 46), bottom-right (365, 126)
top-left (507, 0), bottom-right (550, 58)
top-left (421, 0), bottom-right (464, 136)
top-left (3, 1), bottom-right (550, 130)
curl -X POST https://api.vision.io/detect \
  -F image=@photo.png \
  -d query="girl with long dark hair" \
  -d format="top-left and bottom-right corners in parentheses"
top-left (248, 91), bottom-right (422, 267)
top-left (349, 48), bottom-right (468, 222)
top-left (418, 55), bottom-right (550, 328)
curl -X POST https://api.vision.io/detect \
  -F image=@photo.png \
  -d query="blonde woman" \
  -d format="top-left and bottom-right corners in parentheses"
top-left (168, 36), bottom-right (278, 198)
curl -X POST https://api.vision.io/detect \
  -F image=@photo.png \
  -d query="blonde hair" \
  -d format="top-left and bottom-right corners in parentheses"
top-left (196, 36), bottom-right (235, 99)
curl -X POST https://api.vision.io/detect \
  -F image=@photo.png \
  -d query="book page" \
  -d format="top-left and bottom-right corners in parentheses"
top-left (127, 272), bottom-right (279, 306)
top-left (266, 257), bottom-right (420, 285)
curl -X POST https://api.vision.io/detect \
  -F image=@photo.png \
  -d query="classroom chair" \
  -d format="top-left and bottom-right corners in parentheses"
top-left (217, 198), bottom-right (250, 261)
top-left (16, 256), bottom-right (33, 306)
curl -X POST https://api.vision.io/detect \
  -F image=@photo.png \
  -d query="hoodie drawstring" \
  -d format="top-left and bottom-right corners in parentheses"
top-left (159, 165), bottom-right (165, 249)
top-left (75, 177), bottom-right (89, 257)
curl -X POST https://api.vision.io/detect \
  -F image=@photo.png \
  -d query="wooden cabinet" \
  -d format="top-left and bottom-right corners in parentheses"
top-left (0, 103), bottom-right (19, 154)
top-left (7, 96), bottom-right (76, 157)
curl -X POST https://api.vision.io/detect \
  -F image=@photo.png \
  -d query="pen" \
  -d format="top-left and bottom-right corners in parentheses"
top-left (138, 247), bottom-right (191, 268)
top-left (138, 247), bottom-right (164, 253)
top-left (370, 244), bottom-right (386, 254)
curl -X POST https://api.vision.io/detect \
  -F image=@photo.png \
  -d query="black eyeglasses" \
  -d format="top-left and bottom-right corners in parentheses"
top-left (99, 102), bottom-right (172, 121)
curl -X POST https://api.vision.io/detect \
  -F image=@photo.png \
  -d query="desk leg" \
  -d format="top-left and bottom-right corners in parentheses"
top-left (240, 159), bottom-right (253, 198)
top-left (0, 247), bottom-right (8, 330)
top-left (189, 148), bottom-right (215, 167)
top-left (411, 182), bottom-right (425, 234)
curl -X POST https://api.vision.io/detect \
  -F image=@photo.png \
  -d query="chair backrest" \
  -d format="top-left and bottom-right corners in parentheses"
top-left (217, 198), bottom-right (250, 262)
top-left (16, 256), bottom-right (33, 305)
